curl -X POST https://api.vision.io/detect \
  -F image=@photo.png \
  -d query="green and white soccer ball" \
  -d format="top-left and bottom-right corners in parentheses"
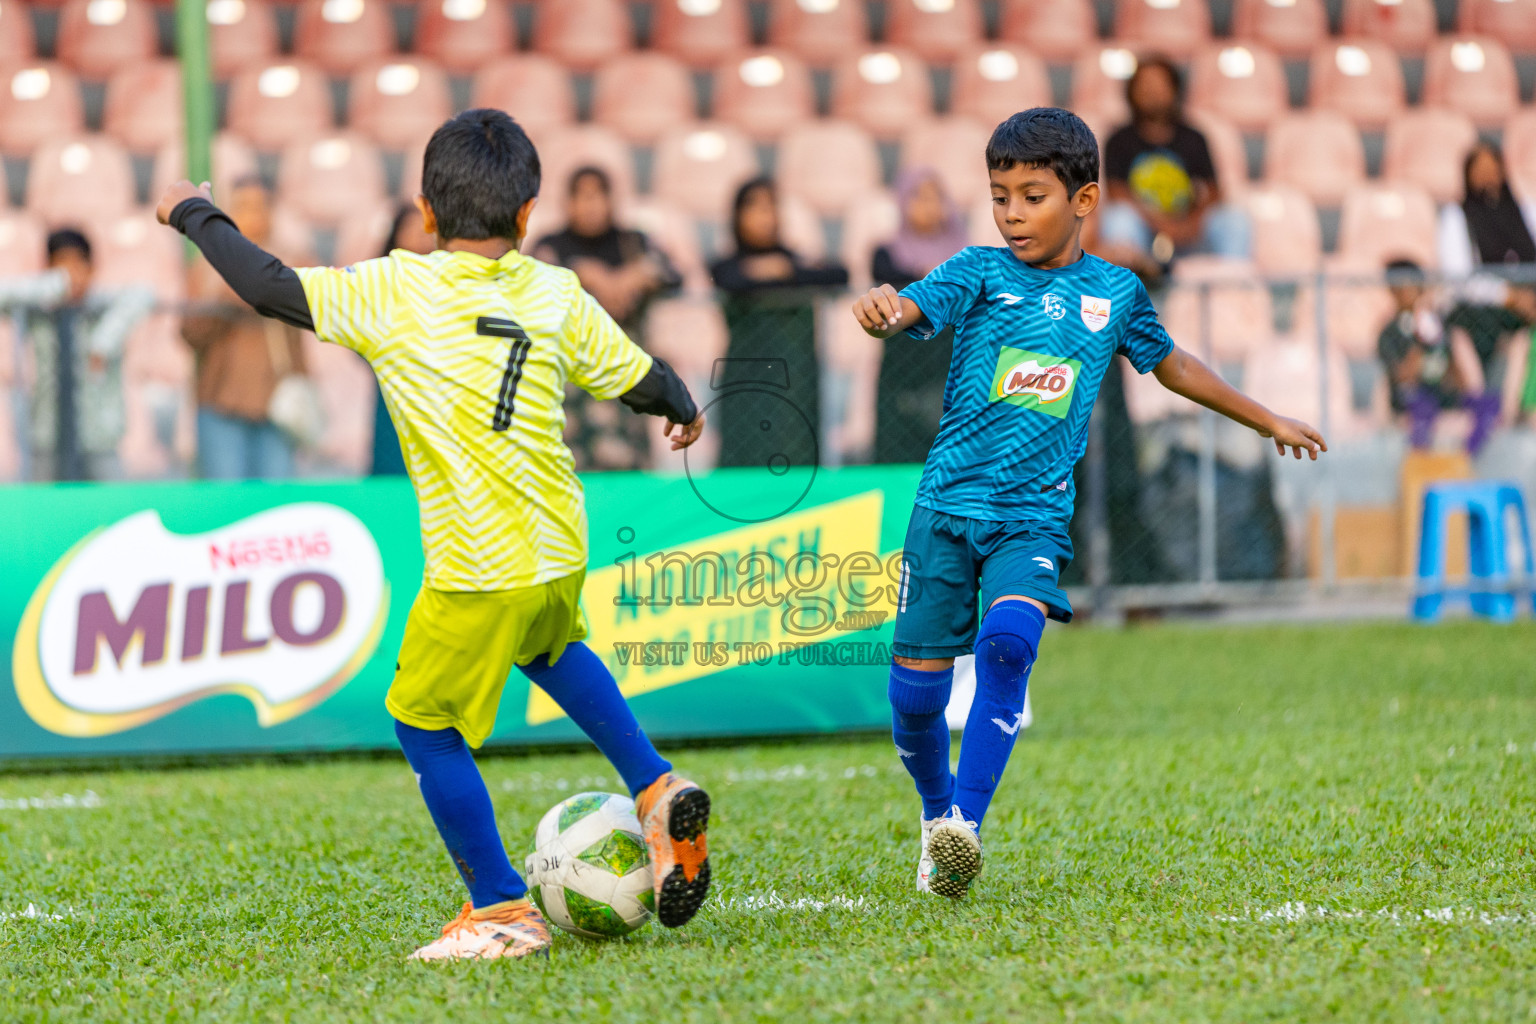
top-left (524, 792), bottom-right (654, 939)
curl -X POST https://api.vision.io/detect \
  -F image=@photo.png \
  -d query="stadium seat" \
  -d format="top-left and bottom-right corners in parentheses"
top-left (592, 52), bottom-right (696, 145)
top-left (1159, 256), bottom-right (1273, 361)
top-left (27, 134), bottom-right (134, 225)
top-left (830, 47), bottom-right (934, 139)
top-left (777, 119), bottom-right (880, 216)
top-left (949, 44), bottom-right (1052, 128)
top-left (766, 0), bottom-right (869, 67)
top-left (651, 122), bottom-right (759, 220)
top-left (899, 117), bottom-right (991, 206)
top-left (413, 0), bottom-right (515, 75)
top-left (0, 2), bottom-right (35, 63)
top-left (883, 0), bottom-right (984, 65)
top-left (275, 132), bottom-right (388, 227)
top-left (266, 201), bottom-right (321, 265)
top-left (627, 198), bottom-right (710, 295)
top-left (642, 298), bottom-right (727, 470)
top-left (1308, 39), bottom-right (1406, 129)
top-left (471, 56), bottom-right (576, 143)
top-left (1240, 329), bottom-right (1357, 435)
top-left (92, 209), bottom-right (183, 300)
top-left (531, 0), bottom-right (632, 72)
top-left (1264, 110), bottom-right (1365, 207)
top-left (1068, 46), bottom-right (1138, 132)
top-left (303, 334), bottom-right (374, 473)
top-left (533, 123), bottom-right (637, 213)
top-left (650, 0), bottom-right (750, 68)
top-left (1382, 108), bottom-right (1479, 205)
top-left (1188, 111), bottom-right (1249, 196)
top-left (1422, 37), bottom-right (1519, 128)
top-left (103, 59), bottom-right (180, 153)
top-left (713, 49), bottom-right (815, 142)
top-left (839, 188), bottom-right (899, 289)
top-left (226, 60), bottom-right (334, 152)
top-left (996, 0), bottom-right (1096, 63)
top-left (292, 0), bottom-right (396, 76)
top-left (334, 200), bottom-right (398, 266)
top-left (0, 62), bottom-right (84, 155)
top-left (1121, 354), bottom-right (1189, 421)
top-left (1113, 0), bottom-right (1213, 60)
top-left (151, 132), bottom-right (259, 204)
top-left (1297, 254), bottom-right (1397, 361)
top-left (1245, 183), bottom-right (1321, 274)
top-left (56, 0), bottom-right (155, 79)
top-left (966, 192), bottom-right (997, 244)
top-left (1457, 0), bottom-right (1536, 53)
top-left (1231, 0), bottom-right (1328, 58)
top-left (206, 0), bottom-right (278, 80)
top-left (1340, 0), bottom-right (1437, 53)
top-left (1186, 42), bottom-right (1287, 132)
top-left (778, 189), bottom-right (827, 260)
top-left (1505, 108), bottom-right (1536, 200)
top-left (0, 208), bottom-right (45, 275)
top-left (349, 58), bottom-right (453, 152)
top-left (1337, 181), bottom-right (1438, 267)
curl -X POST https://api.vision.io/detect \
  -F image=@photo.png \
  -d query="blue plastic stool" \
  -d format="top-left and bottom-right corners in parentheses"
top-left (1412, 481), bottom-right (1536, 622)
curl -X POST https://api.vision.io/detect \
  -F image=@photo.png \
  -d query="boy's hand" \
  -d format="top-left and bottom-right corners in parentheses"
top-left (852, 284), bottom-right (904, 336)
top-left (664, 411), bottom-right (706, 451)
top-left (155, 180), bottom-right (213, 226)
top-left (1260, 416), bottom-right (1327, 460)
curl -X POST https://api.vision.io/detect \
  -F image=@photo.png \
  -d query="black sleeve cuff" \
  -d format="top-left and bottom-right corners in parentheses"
top-left (618, 357), bottom-right (698, 423)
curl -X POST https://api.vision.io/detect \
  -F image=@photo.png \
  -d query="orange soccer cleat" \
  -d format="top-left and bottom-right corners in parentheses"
top-left (634, 772), bottom-right (712, 927)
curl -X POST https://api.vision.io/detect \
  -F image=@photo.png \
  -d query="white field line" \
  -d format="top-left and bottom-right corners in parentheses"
top-left (709, 891), bottom-right (880, 914)
top-left (0, 904), bottom-right (75, 923)
top-left (1216, 902), bottom-right (1536, 925)
top-left (0, 790), bottom-right (101, 811)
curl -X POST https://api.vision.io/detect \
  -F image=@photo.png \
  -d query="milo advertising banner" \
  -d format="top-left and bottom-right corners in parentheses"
top-left (0, 466), bottom-right (924, 759)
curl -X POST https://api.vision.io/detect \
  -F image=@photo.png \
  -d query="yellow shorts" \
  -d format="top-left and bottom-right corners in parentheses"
top-left (386, 571), bottom-right (588, 748)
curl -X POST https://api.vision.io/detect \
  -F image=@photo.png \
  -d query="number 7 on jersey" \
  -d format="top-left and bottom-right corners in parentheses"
top-left (478, 316), bottom-right (531, 431)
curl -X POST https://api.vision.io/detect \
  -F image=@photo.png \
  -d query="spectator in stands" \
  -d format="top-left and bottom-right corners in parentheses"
top-left (533, 166), bottom-right (683, 471)
top-left (1378, 259), bottom-right (1499, 455)
top-left (872, 168), bottom-right (967, 463)
top-left (1099, 56), bottom-right (1249, 267)
top-left (183, 177), bottom-right (310, 479)
top-left (2, 229), bottom-right (153, 481)
top-left (710, 176), bottom-right (848, 469)
top-left (369, 205), bottom-right (435, 476)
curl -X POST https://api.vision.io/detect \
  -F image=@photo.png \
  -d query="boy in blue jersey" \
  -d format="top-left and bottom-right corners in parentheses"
top-left (852, 108), bottom-right (1326, 899)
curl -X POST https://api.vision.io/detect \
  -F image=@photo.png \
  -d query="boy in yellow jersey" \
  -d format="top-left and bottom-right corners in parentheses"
top-left (156, 110), bottom-right (712, 960)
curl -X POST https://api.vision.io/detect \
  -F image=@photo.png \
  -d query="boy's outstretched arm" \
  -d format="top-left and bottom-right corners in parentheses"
top-left (1153, 344), bottom-right (1328, 460)
top-left (852, 283), bottom-right (923, 339)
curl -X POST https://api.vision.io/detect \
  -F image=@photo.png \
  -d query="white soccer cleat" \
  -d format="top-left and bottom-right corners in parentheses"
top-left (927, 805), bottom-right (983, 900)
top-left (410, 900), bottom-right (552, 961)
top-left (917, 811), bottom-right (944, 893)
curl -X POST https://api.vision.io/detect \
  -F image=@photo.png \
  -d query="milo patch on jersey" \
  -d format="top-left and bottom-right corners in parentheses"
top-left (990, 346), bottom-right (1083, 419)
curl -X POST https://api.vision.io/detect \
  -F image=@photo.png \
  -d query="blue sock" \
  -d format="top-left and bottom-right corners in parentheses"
top-left (955, 600), bottom-right (1045, 830)
top-left (888, 662), bottom-right (956, 820)
top-left (520, 641), bottom-right (672, 797)
top-left (395, 720), bottom-right (527, 909)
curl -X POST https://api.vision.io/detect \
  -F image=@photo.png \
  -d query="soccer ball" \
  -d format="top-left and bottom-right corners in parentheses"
top-left (524, 792), bottom-right (654, 939)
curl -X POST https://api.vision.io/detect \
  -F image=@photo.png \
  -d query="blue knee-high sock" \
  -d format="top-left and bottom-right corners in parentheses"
top-left (954, 600), bottom-right (1045, 829)
top-left (888, 662), bottom-right (956, 820)
top-left (520, 641), bottom-right (672, 797)
top-left (395, 720), bottom-right (527, 909)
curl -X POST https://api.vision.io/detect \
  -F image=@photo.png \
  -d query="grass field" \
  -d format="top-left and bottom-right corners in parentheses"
top-left (3, 620), bottom-right (1535, 1022)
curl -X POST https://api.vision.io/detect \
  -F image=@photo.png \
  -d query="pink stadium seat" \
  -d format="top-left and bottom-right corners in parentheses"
top-left (1297, 254), bottom-right (1397, 361)
top-left (831, 47), bottom-right (934, 139)
top-left (713, 49), bottom-right (815, 142)
top-left (884, 0), bottom-right (984, 65)
top-left (1159, 256), bottom-right (1273, 360)
top-left (1264, 110), bottom-right (1365, 207)
top-left (949, 44), bottom-right (1052, 128)
top-left (0, 208), bottom-right (45, 275)
top-left (997, 0), bottom-right (1096, 63)
top-left (1114, 0), bottom-right (1213, 60)
top-left (533, 124), bottom-right (636, 213)
top-left (27, 134), bottom-right (134, 225)
top-left (205, 0), bottom-right (278, 79)
top-left (303, 334), bottom-right (374, 473)
top-left (1382, 108), bottom-right (1479, 205)
top-left (103, 59), bottom-right (181, 153)
top-left (651, 122), bottom-right (759, 220)
top-left (1340, 0), bottom-right (1437, 54)
top-left (151, 132), bottom-right (259, 205)
top-left (839, 189), bottom-right (899, 289)
top-left (1121, 355), bottom-right (1189, 421)
top-left (628, 198), bottom-right (709, 295)
top-left (0, 62), bottom-right (84, 155)
top-left (92, 209), bottom-right (183, 300)
top-left (349, 58), bottom-right (453, 152)
top-left (1231, 0), bottom-right (1328, 58)
top-left (471, 56), bottom-right (576, 143)
top-left (1186, 42), bottom-right (1287, 131)
top-left (414, 0), bottom-right (515, 75)
top-left (1187, 111), bottom-right (1249, 196)
top-left (266, 201), bottom-right (321, 265)
top-left (1068, 46), bottom-right (1138, 132)
top-left (778, 190), bottom-right (827, 260)
top-left (1458, 0), bottom-right (1536, 53)
top-left (1245, 183), bottom-right (1321, 274)
top-left (334, 200), bottom-right (397, 266)
top-left (226, 60), bottom-right (333, 152)
top-left (642, 298), bottom-right (727, 471)
top-left (1422, 37), bottom-right (1519, 128)
top-left (899, 118), bottom-right (991, 206)
top-left (292, 0), bottom-right (396, 76)
top-left (531, 0), bottom-right (632, 72)
top-left (650, 0), bottom-right (750, 69)
top-left (1240, 330), bottom-right (1357, 435)
top-left (1308, 39), bottom-right (1406, 129)
top-left (1506, 108), bottom-right (1536, 200)
top-left (0, 2), bottom-right (35, 63)
top-left (778, 119), bottom-right (880, 216)
top-left (1337, 181), bottom-right (1438, 267)
top-left (592, 52), bottom-right (696, 145)
top-left (56, 0), bottom-right (155, 79)
top-left (275, 132), bottom-right (388, 227)
top-left (766, 0), bottom-right (869, 67)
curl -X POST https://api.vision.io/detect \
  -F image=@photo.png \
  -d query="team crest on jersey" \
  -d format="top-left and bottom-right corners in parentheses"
top-left (990, 345), bottom-right (1083, 419)
top-left (1041, 293), bottom-right (1066, 320)
top-left (1080, 295), bottom-right (1112, 332)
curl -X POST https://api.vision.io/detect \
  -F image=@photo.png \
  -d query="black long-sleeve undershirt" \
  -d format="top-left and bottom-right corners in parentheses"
top-left (169, 196), bottom-right (698, 425)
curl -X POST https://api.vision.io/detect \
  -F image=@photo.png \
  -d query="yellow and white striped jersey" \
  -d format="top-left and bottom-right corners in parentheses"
top-left (296, 249), bottom-right (652, 592)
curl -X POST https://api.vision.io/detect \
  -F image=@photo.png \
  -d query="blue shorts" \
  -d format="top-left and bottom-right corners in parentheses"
top-left (892, 505), bottom-right (1074, 660)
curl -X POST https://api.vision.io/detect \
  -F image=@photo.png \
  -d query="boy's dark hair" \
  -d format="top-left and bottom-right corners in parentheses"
top-left (421, 108), bottom-right (540, 240)
top-left (985, 108), bottom-right (1099, 198)
top-left (567, 165), bottom-right (611, 197)
top-left (46, 228), bottom-right (91, 263)
top-left (1125, 55), bottom-right (1184, 110)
